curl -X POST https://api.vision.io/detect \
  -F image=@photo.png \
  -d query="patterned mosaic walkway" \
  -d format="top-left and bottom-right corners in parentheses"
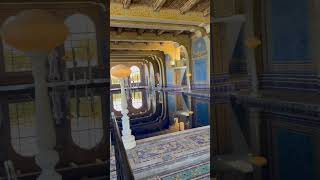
top-left (111, 126), bottom-right (210, 179)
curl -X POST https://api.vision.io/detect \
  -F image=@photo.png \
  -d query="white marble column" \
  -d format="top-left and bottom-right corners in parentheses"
top-left (119, 78), bottom-right (136, 150)
top-left (29, 53), bottom-right (61, 180)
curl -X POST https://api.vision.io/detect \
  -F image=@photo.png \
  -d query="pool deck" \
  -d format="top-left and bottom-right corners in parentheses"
top-left (111, 126), bottom-right (210, 179)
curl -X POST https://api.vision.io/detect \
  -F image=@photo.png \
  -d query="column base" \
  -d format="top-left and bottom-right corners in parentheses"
top-left (37, 172), bottom-right (61, 180)
top-left (122, 134), bottom-right (136, 150)
top-left (35, 150), bottom-right (61, 180)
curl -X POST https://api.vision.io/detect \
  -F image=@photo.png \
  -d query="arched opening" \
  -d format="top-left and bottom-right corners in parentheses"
top-left (130, 66), bottom-right (141, 84)
top-left (132, 91), bottom-right (142, 109)
top-left (70, 96), bottom-right (103, 149)
top-left (192, 37), bottom-right (208, 89)
top-left (9, 101), bottom-right (38, 156)
top-left (165, 54), bottom-right (174, 87)
top-left (64, 14), bottom-right (98, 68)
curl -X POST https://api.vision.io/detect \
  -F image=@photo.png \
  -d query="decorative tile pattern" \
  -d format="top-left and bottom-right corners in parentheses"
top-left (231, 94), bottom-right (320, 121)
top-left (259, 74), bottom-right (318, 93)
top-left (157, 162), bottom-right (210, 180)
top-left (110, 126), bottom-right (210, 179)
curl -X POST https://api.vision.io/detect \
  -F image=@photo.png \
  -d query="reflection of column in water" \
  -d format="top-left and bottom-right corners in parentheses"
top-left (189, 110), bottom-right (195, 128)
top-left (158, 91), bottom-right (163, 104)
top-left (146, 91), bottom-right (151, 110)
top-left (151, 90), bottom-right (156, 113)
top-left (171, 117), bottom-right (179, 131)
top-left (179, 122), bottom-right (185, 131)
top-left (183, 116), bottom-right (191, 129)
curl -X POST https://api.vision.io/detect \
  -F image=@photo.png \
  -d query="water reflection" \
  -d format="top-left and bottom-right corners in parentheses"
top-left (132, 91), bottom-right (142, 109)
top-left (111, 89), bottom-right (210, 140)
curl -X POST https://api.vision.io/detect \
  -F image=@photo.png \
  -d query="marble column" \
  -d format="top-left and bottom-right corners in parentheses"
top-left (29, 53), bottom-right (61, 180)
top-left (119, 78), bottom-right (136, 150)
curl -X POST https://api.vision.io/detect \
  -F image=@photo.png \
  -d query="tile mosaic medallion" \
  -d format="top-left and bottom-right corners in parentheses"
top-left (111, 126), bottom-right (210, 179)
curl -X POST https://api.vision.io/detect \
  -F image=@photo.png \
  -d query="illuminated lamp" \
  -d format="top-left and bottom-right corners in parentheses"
top-left (110, 64), bottom-right (131, 78)
top-left (2, 9), bottom-right (68, 53)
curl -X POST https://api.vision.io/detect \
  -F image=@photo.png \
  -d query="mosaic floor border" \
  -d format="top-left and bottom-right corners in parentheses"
top-left (111, 126), bottom-right (210, 179)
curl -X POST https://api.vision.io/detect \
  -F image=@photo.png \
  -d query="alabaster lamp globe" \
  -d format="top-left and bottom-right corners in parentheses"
top-left (110, 64), bottom-right (132, 78)
top-left (1, 9), bottom-right (69, 53)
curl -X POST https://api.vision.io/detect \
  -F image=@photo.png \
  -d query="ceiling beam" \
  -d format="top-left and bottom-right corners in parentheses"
top-left (157, 30), bottom-right (165, 36)
top-left (117, 27), bottom-right (123, 35)
top-left (174, 30), bottom-right (184, 36)
top-left (137, 29), bottom-right (145, 36)
top-left (122, 0), bottom-right (132, 9)
top-left (109, 31), bottom-right (192, 54)
top-left (153, 0), bottom-right (167, 11)
top-left (203, 7), bottom-right (210, 17)
top-left (180, 0), bottom-right (201, 14)
top-left (111, 19), bottom-right (204, 32)
top-left (110, 3), bottom-right (209, 26)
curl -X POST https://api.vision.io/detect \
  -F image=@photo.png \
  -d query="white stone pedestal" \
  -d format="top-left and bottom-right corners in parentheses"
top-left (120, 78), bottom-right (136, 150)
top-left (29, 53), bottom-right (61, 180)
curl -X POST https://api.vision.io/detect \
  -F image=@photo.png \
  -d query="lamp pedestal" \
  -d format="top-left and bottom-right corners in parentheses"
top-left (29, 53), bottom-right (61, 180)
top-left (119, 78), bottom-right (136, 150)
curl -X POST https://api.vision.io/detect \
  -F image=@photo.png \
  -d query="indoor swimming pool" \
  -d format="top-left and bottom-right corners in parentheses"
top-left (111, 89), bottom-right (210, 140)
